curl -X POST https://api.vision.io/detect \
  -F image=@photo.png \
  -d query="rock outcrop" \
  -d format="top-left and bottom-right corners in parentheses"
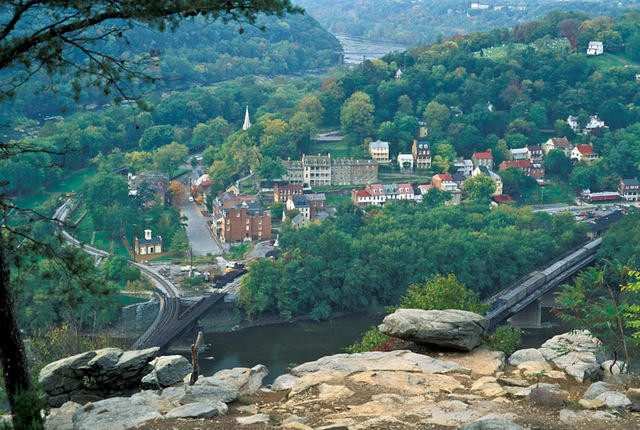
top-left (378, 308), bottom-right (488, 351)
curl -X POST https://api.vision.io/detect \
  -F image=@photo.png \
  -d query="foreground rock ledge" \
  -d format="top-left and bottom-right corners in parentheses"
top-left (378, 308), bottom-right (488, 351)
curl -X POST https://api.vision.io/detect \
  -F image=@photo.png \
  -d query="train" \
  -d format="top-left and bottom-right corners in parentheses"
top-left (486, 238), bottom-right (601, 322)
top-left (211, 267), bottom-right (247, 288)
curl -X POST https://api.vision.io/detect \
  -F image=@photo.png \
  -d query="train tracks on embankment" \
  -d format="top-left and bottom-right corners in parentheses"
top-left (53, 198), bottom-right (181, 350)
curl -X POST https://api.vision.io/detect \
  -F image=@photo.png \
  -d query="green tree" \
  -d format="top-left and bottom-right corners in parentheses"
top-left (544, 149), bottom-right (572, 178)
top-left (498, 167), bottom-right (536, 199)
top-left (153, 142), bottom-right (189, 179)
top-left (398, 274), bottom-right (488, 313)
top-left (298, 95), bottom-right (324, 126)
top-left (0, 1), bottom-right (301, 425)
top-left (138, 125), bottom-right (175, 150)
top-left (258, 156), bottom-right (286, 182)
top-left (464, 174), bottom-right (497, 203)
top-left (340, 91), bottom-right (375, 144)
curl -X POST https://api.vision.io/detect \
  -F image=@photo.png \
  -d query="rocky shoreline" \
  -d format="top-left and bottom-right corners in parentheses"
top-left (35, 310), bottom-right (640, 430)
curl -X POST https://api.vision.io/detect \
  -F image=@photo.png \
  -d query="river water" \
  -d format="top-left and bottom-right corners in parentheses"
top-left (335, 34), bottom-right (410, 64)
top-left (195, 310), bottom-right (570, 384)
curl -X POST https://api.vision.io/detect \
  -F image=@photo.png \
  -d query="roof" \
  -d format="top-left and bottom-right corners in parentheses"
top-left (433, 173), bottom-right (453, 182)
top-left (383, 184), bottom-right (397, 194)
top-left (291, 195), bottom-right (309, 207)
top-left (397, 183), bottom-right (413, 192)
top-left (575, 144), bottom-right (596, 156)
top-left (451, 173), bottom-right (466, 182)
top-left (492, 194), bottom-right (515, 204)
top-left (527, 145), bottom-right (542, 151)
top-left (500, 160), bottom-right (532, 170)
top-left (473, 151), bottom-right (493, 159)
top-left (305, 193), bottom-right (326, 202)
top-left (137, 236), bottom-right (162, 246)
top-left (355, 190), bottom-right (371, 198)
top-left (621, 178), bottom-right (640, 186)
top-left (369, 140), bottom-right (389, 149)
top-left (550, 137), bottom-right (572, 148)
top-left (276, 184), bottom-right (303, 191)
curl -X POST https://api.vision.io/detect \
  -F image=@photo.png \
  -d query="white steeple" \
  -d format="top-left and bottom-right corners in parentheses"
top-left (242, 105), bottom-right (251, 130)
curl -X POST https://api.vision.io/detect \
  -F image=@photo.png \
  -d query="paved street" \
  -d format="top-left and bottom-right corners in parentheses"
top-left (180, 197), bottom-right (223, 257)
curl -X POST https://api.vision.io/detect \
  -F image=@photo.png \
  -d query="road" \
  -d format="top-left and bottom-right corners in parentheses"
top-left (180, 198), bottom-right (222, 256)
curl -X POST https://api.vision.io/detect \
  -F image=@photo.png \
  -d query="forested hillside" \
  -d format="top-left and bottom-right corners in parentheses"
top-left (0, 12), bottom-right (341, 120)
top-left (297, 0), bottom-right (640, 44)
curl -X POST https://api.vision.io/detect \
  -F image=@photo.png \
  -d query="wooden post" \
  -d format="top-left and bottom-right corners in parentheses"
top-left (189, 331), bottom-right (203, 385)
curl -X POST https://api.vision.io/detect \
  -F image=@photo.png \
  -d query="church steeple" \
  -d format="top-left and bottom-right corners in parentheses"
top-left (242, 105), bottom-right (251, 130)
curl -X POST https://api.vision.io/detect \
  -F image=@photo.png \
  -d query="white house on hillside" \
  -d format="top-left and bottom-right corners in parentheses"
top-left (587, 41), bottom-right (604, 56)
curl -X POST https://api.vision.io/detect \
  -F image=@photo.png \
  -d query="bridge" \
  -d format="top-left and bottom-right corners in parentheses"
top-left (485, 238), bottom-right (602, 330)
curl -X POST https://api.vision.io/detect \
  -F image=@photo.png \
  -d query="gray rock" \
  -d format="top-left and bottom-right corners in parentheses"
top-left (538, 331), bottom-right (604, 382)
top-left (197, 364), bottom-right (268, 396)
top-left (283, 415), bottom-right (308, 425)
top-left (583, 382), bottom-right (615, 400)
top-left (236, 413), bottom-right (270, 425)
top-left (165, 401), bottom-right (227, 419)
top-left (527, 384), bottom-right (567, 406)
top-left (86, 348), bottom-right (123, 372)
top-left (315, 425), bottom-right (349, 430)
top-left (594, 391), bottom-right (632, 408)
top-left (459, 418), bottom-right (524, 430)
top-left (508, 349), bottom-right (546, 366)
top-left (114, 347), bottom-right (159, 376)
top-left (180, 383), bottom-right (239, 404)
top-left (141, 355), bottom-right (192, 388)
top-left (44, 401), bottom-right (81, 430)
top-left (39, 351), bottom-right (97, 395)
top-left (601, 360), bottom-right (627, 375)
top-left (71, 397), bottom-right (162, 430)
top-left (289, 350), bottom-right (462, 377)
top-left (378, 309), bottom-right (488, 351)
top-left (272, 374), bottom-right (298, 391)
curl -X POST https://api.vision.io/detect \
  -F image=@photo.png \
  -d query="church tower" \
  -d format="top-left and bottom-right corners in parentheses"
top-left (242, 105), bottom-right (251, 130)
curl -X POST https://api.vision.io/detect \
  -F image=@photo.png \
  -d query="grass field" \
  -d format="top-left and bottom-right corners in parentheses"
top-left (308, 140), bottom-right (365, 158)
top-left (11, 166), bottom-right (98, 213)
top-left (75, 212), bottom-right (130, 257)
top-left (588, 53), bottom-right (640, 70)
top-left (520, 181), bottom-right (575, 205)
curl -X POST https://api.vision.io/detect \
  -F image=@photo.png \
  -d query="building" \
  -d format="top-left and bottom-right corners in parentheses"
top-left (571, 143), bottom-right (598, 162)
top-left (587, 41), bottom-right (604, 56)
top-left (500, 159), bottom-right (532, 176)
top-left (397, 153), bottom-right (414, 170)
top-left (396, 183), bottom-right (414, 200)
top-left (303, 154), bottom-right (332, 187)
top-left (332, 158), bottom-right (378, 186)
top-left (567, 115), bottom-right (607, 134)
top-left (369, 140), bottom-right (390, 163)
top-left (286, 195), bottom-right (310, 220)
top-left (134, 229), bottom-right (163, 258)
top-left (472, 151), bottom-right (494, 170)
top-left (273, 183), bottom-right (303, 203)
top-left (351, 189), bottom-right (374, 207)
top-left (305, 193), bottom-right (327, 217)
top-left (218, 201), bottom-right (271, 242)
top-left (412, 139), bottom-right (432, 169)
top-left (431, 173), bottom-right (458, 192)
top-left (453, 158), bottom-right (474, 178)
top-left (382, 184), bottom-right (398, 201)
top-left (282, 154), bottom-right (378, 186)
top-left (510, 148), bottom-right (528, 161)
top-left (619, 178), bottom-right (640, 201)
top-left (526, 145), bottom-right (544, 163)
top-left (542, 137), bottom-right (573, 157)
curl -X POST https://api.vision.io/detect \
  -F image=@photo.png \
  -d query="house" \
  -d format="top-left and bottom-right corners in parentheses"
top-left (286, 195), bottom-right (310, 220)
top-left (290, 213), bottom-right (306, 229)
top-left (471, 166), bottom-right (503, 195)
top-left (351, 189), bottom-right (374, 207)
top-left (571, 143), bottom-right (599, 162)
top-left (128, 171), bottom-right (169, 205)
top-left (219, 201), bottom-right (271, 242)
top-left (453, 158), bottom-right (474, 178)
top-left (396, 183), bottom-right (414, 200)
top-left (302, 154), bottom-right (332, 187)
top-left (492, 195), bottom-right (515, 205)
top-left (500, 159), bottom-right (532, 176)
top-left (397, 153), bottom-right (414, 170)
top-left (306, 193), bottom-right (327, 217)
top-left (542, 137), bottom-right (573, 157)
top-left (395, 68), bottom-right (403, 80)
top-left (567, 115), bottom-right (608, 134)
top-left (383, 184), bottom-right (398, 201)
top-left (472, 151), bottom-right (494, 170)
top-left (526, 145), bottom-right (544, 163)
top-left (369, 140), bottom-right (390, 163)
top-left (331, 158), bottom-right (378, 185)
top-left (510, 148), bottom-right (528, 161)
top-left (451, 173), bottom-right (466, 190)
top-left (587, 41), bottom-right (604, 56)
top-left (431, 173), bottom-right (458, 192)
top-left (273, 183), bottom-right (303, 203)
top-left (134, 229), bottom-right (163, 258)
top-left (619, 178), bottom-right (640, 201)
top-left (365, 183), bottom-right (387, 206)
top-left (282, 154), bottom-right (378, 186)
top-left (412, 139), bottom-right (432, 169)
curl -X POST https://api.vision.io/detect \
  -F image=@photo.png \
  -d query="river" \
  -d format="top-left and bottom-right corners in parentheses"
top-left (193, 310), bottom-right (570, 384)
top-left (335, 34), bottom-right (411, 64)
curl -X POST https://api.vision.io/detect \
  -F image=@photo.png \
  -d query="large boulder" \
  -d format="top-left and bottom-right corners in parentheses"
top-left (378, 309), bottom-right (488, 351)
top-left (538, 331), bottom-right (604, 382)
top-left (71, 397), bottom-right (162, 430)
top-left (141, 355), bottom-right (192, 389)
top-left (38, 347), bottom-right (160, 406)
top-left (180, 365), bottom-right (268, 404)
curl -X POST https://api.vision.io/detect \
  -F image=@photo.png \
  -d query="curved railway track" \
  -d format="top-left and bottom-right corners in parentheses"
top-left (54, 198), bottom-right (181, 350)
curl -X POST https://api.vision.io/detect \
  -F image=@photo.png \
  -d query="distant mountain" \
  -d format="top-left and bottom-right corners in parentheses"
top-left (296, 0), bottom-right (640, 44)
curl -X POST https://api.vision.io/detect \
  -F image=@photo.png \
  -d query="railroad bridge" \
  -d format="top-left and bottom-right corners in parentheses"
top-left (485, 238), bottom-right (601, 330)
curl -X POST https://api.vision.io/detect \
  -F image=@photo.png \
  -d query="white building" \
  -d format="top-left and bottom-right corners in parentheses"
top-left (369, 140), bottom-right (390, 163)
top-left (587, 41), bottom-right (604, 56)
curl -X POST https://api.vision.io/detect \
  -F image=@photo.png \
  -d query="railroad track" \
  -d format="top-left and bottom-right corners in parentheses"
top-left (54, 198), bottom-right (181, 350)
